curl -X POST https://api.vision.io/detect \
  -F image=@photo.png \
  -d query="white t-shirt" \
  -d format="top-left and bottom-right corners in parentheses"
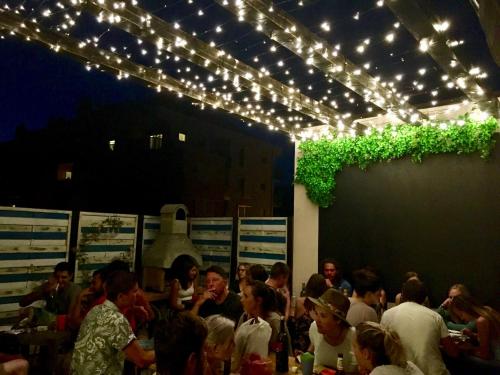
top-left (370, 361), bottom-right (424, 375)
top-left (346, 300), bottom-right (379, 326)
top-left (381, 302), bottom-right (450, 375)
top-left (232, 317), bottom-right (272, 372)
top-left (309, 321), bottom-right (358, 372)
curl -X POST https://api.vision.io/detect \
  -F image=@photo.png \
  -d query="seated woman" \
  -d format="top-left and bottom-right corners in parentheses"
top-left (230, 263), bottom-right (248, 295)
top-left (307, 289), bottom-right (358, 373)
top-left (168, 254), bottom-right (199, 311)
top-left (232, 280), bottom-right (273, 372)
top-left (436, 284), bottom-right (476, 331)
top-left (450, 295), bottom-right (500, 360)
top-left (353, 322), bottom-right (423, 375)
top-left (290, 273), bottom-right (328, 353)
top-left (204, 315), bottom-right (235, 375)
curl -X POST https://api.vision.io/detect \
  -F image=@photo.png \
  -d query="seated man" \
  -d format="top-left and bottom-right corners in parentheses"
top-left (321, 258), bottom-right (352, 296)
top-left (307, 288), bottom-right (358, 373)
top-left (381, 279), bottom-right (458, 375)
top-left (154, 312), bottom-right (208, 375)
top-left (105, 260), bottom-right (154, 332)
top-left (71, 271), bottom-right (155, 375)
top-left (265, 262), bottom-right (291, 319)
top-left (19, 262), bottom-right (81, 322)
top-left (68, 267), bottom-right (107, 330)
top-left (346, 268), bottom-right (381, 326)
top-left (192, 266), bottom-right (243, 323)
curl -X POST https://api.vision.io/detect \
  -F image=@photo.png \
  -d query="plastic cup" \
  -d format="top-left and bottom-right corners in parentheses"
top-left (56, 314), bottom-right (67, 331)
top-left (300, 352), bottom-right (314, 375)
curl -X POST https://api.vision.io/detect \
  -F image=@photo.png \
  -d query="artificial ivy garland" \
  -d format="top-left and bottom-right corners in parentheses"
top-left (295, 116), bottom-right (498, 208)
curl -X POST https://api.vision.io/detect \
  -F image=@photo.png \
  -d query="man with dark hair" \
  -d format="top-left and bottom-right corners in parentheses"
top-left (68, 268), bottom-right (107, 329)
top-left (320, 258), bottom-right (352, 295)
top-left (20, 261), bottom-right (81, 316)
top-left (267, 262), bottom-right (290, 286)
top-left (71, 271), bottom-right (155, 375)
top-left (381, 279), bottom-right (458, 375)
top-left (247, 264), bottom-right (268, 282)
top-left (154, 312), bottom-right (208, 375)
top-left (192, 266), bottom-right (243, 323)
top-left (265, 262), bottom-right (290, 318)
top-left (346, 268), bottom-right (381, 326)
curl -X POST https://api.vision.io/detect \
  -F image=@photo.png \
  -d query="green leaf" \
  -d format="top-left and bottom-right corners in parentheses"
top-left (295, 116), bottom-right (498, 207)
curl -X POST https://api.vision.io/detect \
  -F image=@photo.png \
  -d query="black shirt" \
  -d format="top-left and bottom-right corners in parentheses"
top-left (198, 291), bottom-right (243, 323)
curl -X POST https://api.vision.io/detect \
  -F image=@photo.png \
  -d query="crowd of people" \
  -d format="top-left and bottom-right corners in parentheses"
top-left (2, 257), bottom-right (499, 375)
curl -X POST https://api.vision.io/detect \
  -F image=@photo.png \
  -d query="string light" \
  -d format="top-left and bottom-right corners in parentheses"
top-left (1, 0), bottom-right (491, 140)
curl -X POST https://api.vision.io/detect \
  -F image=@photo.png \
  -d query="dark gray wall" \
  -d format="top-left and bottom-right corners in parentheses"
top-left (319, 134), bottom-right (500, 308)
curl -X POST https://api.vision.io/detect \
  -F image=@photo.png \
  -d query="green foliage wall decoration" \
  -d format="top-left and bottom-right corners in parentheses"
top-left (295, 116), bottom-right (498, 208)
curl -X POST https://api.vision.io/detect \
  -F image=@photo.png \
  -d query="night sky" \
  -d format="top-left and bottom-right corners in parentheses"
top-left (0, 37), bottom-right (153, 142)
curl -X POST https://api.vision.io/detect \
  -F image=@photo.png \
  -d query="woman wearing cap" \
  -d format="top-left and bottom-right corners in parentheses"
top-left (307, 288), bottom-right (358, 373)
top-left (353, 322), bottom-right (423, 375)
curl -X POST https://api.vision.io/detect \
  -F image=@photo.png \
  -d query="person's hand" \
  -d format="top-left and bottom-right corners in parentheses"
top-left (132, 305), bottom-right (150, 321)
top-left (325, 278), bottom-right (333, 288)
top-left (197, 289), bottom-right (216, 305)
top-left (42, 275), bottom-right (58, 294)
top-left (78, 288), bottom-right (94, 303)
top-left (441, 297), bottom-right (452, 308)
top-left (279, 286), bottom-right (290, 300)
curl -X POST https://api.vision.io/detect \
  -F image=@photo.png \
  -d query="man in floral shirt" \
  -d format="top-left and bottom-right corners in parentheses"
top-left (71, 271), bottom-right (155, 375)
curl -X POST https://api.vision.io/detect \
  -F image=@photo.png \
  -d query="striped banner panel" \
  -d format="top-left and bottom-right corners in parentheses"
top-left (75, 212), bottom-right (138, 284)
top-left (190, 218), bottom-right (232, 274)
top-left (237, 217), bottom-right (287, 268)
top-left (0, 207), bottom-right (71, 324)
top-left (142, 216), bottom-right (160, 255)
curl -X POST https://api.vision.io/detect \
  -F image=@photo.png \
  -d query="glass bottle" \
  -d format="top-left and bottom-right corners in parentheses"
top-left (275, 316), bottom-right (289, 373)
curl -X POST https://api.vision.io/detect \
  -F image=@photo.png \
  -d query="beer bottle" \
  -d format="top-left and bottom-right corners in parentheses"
top-left (336, 352), bottom-right (345, 375)
top-left (275, 316), bottom-right (289, 373)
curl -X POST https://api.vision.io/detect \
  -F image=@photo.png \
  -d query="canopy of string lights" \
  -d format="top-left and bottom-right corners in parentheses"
top-left (0, 0), bottom-right (499, 140)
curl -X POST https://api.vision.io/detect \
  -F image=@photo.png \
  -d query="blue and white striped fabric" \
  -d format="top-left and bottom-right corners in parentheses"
top-left (190, 218), bottom-right (232, 274)
top-left (0, 207), bottom-right (71, 324)
top-left (142, 216), bottom-right (160, 255)
top-left (75, 212), bottom-right (138, 284)
top-left (237, 218), bottom-right (287, 268)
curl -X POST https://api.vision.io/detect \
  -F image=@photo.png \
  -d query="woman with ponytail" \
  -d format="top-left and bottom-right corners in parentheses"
top-left (450, 295), bottom-right (500, 360)
top-left (353, 322), bottom-right (423, 375)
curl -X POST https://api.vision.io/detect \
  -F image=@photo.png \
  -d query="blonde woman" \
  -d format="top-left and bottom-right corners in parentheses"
top-left (450, 295), bottom-right (500, 360)
top-left (353, 322), bottom-right (423, 375)
top-left (204, 315), bottom-right (235, 375)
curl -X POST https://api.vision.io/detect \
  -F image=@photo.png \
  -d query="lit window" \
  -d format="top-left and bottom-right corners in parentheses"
top-left (109, 140), bottom-right (116, 151)
top-left (149, 134), bottom-right (163, 150)
top-left (178, 133), bottom-right (186, 142)
top-left (57, 163), bottom-right (73, 181)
